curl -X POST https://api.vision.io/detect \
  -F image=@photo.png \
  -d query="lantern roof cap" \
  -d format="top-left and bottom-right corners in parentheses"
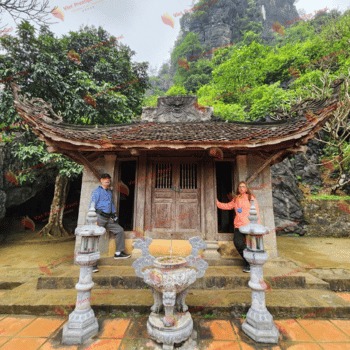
top-left (239, 200), bottom-right (270, 236)
top-left (75, 204), bottom-right (106, 236)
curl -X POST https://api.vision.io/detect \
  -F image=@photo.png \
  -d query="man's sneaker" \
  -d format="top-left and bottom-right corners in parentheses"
top-left (114, 252), bottom-right (131, 259)
top-left (243, 265), bottom-right (250, 273)
top-left (92, 266), bottom-right (99, 273)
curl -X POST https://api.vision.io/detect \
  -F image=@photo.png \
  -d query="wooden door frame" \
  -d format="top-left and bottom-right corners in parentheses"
top-left (213, 158), bottom-right (236, 236)
top-left (114, 157), bottom-right (138, 232)
top-left (146, 157), bottom-right (202, 238)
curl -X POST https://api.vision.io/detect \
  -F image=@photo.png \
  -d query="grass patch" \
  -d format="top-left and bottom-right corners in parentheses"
top-left (306, 194), bottom-right (350, 200)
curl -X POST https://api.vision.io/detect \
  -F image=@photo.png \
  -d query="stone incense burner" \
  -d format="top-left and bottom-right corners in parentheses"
top-left (132, 236), bottom-right (208, 350)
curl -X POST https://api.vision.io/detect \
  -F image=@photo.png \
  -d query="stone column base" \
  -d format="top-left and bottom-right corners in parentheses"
top-left (62, 309), bottom-right (99, 344)
top-left (242, 308), bottom-right (279, 344)
top-left (202, 241), bottom-right (221, 259)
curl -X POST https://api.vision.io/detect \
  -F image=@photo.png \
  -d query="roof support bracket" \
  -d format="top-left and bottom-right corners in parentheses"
top-left (65, 151), bottom-right (101, 181)
top-left (246, 150), bottom-right (285, 185)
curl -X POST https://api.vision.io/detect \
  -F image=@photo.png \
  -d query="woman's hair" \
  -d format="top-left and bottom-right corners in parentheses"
top-left (233, 181), bottom-right (253, 202)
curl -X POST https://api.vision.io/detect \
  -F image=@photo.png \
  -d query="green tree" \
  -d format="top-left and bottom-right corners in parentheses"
top-left (0, 21), bottom-right (150, 236)
top-left (165, 85), bottom-right (188, 96)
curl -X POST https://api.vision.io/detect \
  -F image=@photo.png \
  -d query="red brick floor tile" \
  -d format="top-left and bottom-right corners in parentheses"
top-left (16, 317), bottom-right (65, 338)
top-left (38, 339), bottom-right (78, 350)
top-left (122, 317), bottom-right (149, 339)
top-left (99, 319), bottom-right (130, 338)
top-left (275, 320), bottom-right (313, 341)
top-left (0, 316), bottom-right (35, 337)
top-left (81, 339), bottom-right (121, 350)
top-left (0, 337), bottom-right (46, 350)
top-left (296, 320), bottom-right (350, 342)
top-left (240, 343), bottom-right (281, 349)
top-left (330, 320), bottom-right (350, 336)
top-left (228, 320), bottom-right (243, 341)
top-left (0, 337), bottom-right (11, 347)
top-left (285, 344), bottom-right (323, 350)
top-left (336, 293), bottom-right (350, 302)
top-left (199, 320), bottom-right (237, 340)
top-left (199, 340), bottom-right (240, 350)
top-left (320, 344), bottom-right (350, 350)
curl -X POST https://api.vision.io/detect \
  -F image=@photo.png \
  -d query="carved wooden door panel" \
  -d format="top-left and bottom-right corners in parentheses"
top-left (151, 160), bottom-right (200, 233)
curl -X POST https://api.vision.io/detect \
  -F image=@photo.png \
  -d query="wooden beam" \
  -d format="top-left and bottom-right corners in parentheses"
top-left (246, 150), bottom-right (285, 185)
top-left (65, 151), bottom-right (101, 181)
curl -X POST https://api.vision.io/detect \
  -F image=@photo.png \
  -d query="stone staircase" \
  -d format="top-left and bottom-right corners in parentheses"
top-left (1, 256), bottom-right (350, 319)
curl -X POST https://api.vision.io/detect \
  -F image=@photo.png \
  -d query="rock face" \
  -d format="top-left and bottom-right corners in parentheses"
top-left (0, 135), bottom-right (55, 223)
top-left (182, 0), bottom-right (299, 56)
top-left (270, 138), bottom-right (325, 236)
top-left (271, 135), bottom-right (350, 237)
top-left (257, 0), bottom-right (299, 36)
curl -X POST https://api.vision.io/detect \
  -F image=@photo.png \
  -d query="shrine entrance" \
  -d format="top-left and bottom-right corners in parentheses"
top-left (150, 159), bottom-right (201, 234)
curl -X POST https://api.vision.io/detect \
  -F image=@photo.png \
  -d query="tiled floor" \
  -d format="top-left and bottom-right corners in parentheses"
top-left (0, 315), bottom-right (350, 349)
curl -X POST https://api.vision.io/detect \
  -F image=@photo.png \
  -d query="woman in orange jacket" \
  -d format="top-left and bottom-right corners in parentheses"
top-left (216, 181), bottom-right (260, 273)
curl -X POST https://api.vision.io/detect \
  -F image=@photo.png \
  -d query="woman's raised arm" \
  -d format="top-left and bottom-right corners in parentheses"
top-left (216, 198), bottom-right (236, 210)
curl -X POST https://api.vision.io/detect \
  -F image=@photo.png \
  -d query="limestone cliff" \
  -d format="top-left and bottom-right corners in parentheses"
top-left (180, 0), bottom-right (299, 53)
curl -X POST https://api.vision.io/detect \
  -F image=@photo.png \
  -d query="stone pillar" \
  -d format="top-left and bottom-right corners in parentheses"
top-left (132, 151), bottom-right (147, 258)
top-left (75, 154), bottom-right (117, 256)
top-left (202, 157), bottom-right (221, 260)
top-left (235, 154), bottom-right (248, 184)
top-left (246, 153), bottom-right (277, 258)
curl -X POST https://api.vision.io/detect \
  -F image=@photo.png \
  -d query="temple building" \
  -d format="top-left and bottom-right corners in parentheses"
top-left (10, 79), bottom-right (343, 259)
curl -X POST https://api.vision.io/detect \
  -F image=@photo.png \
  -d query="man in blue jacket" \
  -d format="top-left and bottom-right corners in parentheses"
top-left (90, 173), bottom-right (130, 273)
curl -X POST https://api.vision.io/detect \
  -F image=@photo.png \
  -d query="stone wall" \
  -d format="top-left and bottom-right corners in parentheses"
top-left (301, 199), bottom-right (350, 237)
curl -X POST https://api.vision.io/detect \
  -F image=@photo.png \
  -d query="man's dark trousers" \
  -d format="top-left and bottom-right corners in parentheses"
top-left (234, 228), bottom-right (249, 267)
top-left (94, 214), bottom-right (125, 268)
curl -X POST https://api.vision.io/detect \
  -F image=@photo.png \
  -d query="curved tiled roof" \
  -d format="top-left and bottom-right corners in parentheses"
top-left (9, 79), bottom-right (344, 166)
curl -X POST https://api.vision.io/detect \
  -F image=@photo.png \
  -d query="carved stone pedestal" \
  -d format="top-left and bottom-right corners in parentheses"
top-left (202, 240), bottom-right (221, 259)
top-left (147, 312), bottom-right (193, 350)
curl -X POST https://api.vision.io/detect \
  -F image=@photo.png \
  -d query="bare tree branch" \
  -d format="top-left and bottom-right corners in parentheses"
top-left (0, 0), bottom-right (57, 30)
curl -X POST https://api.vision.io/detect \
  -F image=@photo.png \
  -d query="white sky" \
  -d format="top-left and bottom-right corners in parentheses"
top-left (0, 0), bottom-right (349, 75)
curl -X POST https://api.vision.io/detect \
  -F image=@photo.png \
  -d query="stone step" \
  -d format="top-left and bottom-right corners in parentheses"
top-left (0, 281), bottom-right (349, 319)
top-left (35, 266), bottom-right (328, 291)
top-left (309, 269), bottom-right (350, 292)
top-left (98, 257), bottom-right (244, 267)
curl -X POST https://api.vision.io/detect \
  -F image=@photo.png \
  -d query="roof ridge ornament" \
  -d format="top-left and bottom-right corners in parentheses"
top-left (140, 95), bottom-right (214, 123)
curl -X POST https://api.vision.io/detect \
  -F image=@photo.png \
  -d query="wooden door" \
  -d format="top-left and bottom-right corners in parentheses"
top-left (151, 159), bottom-right (200, 233)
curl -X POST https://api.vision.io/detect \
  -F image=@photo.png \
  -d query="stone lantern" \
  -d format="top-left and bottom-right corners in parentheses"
top-left (62, 203), bottom-right (106, 345)
top-left (239, 199), bottom-right (280, 344)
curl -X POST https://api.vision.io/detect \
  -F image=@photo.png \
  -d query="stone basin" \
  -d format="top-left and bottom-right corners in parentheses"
top-left (153, 256), bottom-right (187, 270)
top-left (132, 236), bottom-right (209, 350)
